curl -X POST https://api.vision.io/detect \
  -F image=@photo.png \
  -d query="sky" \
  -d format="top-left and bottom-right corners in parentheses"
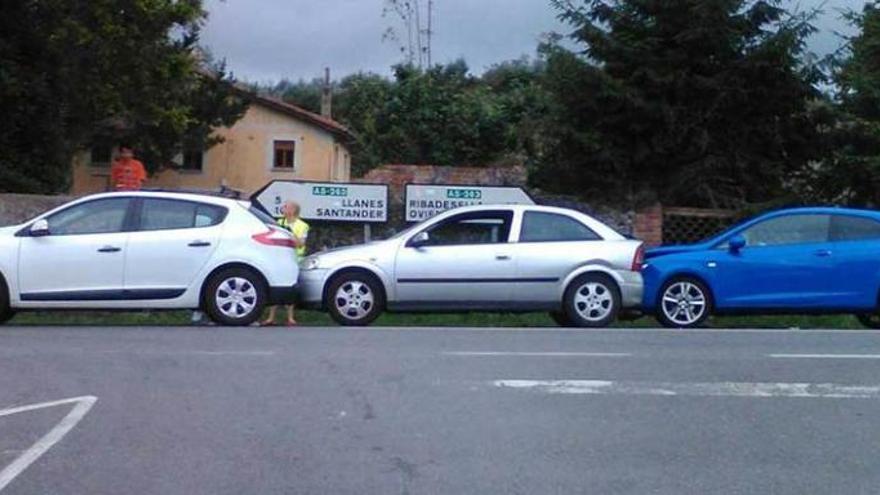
top-left (200, 0), bottom-right (868, 84)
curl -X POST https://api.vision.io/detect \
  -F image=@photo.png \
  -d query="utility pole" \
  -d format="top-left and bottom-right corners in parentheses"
top-left (414, 0), bottom-right (423, 68)
top-left (321, 67), bottom-right (332, 118)
top-left (426, 0), bottom-right (433, 67)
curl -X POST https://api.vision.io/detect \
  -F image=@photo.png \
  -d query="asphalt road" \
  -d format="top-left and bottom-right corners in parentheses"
top-left (1, 325), bottom-right (880, 494)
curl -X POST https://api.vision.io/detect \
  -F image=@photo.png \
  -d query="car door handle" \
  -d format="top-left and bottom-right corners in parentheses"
top-left (495, 254), bottom-right (511, 260)
top-left (814, 249), bottom-right (832, 257)
top-left (188, 241), bottom-right (212, 247)
top-left (97, 246), bottom-right (121, 253)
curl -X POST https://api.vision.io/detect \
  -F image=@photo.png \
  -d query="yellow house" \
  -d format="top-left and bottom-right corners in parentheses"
top-left (70, 94), bottom-right (354, 195)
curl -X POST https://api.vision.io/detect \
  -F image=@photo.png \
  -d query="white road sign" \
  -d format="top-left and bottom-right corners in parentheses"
top-left (252, 181), bottom-right (388, 222)
top-left (405, 184), bottom-right (535, 222)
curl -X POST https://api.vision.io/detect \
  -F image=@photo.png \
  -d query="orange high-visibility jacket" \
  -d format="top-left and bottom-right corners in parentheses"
top-left (110, 158), bottom-right (147, 191)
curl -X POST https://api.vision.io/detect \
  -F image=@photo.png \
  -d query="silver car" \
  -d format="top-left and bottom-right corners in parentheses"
top-left (299, 204), bottom-right (644, 327)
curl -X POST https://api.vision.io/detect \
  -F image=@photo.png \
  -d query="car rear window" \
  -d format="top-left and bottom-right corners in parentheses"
top-left (248, 205), bottom-right (279, 226)
top-left (519, 211), bottom-right (601, 242)
top-left (830, 215), bottom-right (880, 241)
top-left (138, 199), bottom-right (227, 231)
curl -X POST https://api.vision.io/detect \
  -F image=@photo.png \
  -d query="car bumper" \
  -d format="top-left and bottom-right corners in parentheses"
top-left (617, 270), bottom-right (644, 309)
top-left (268, 285), bottom-right (298, 305)
top-left (297, 269), bottom-right (329, 309)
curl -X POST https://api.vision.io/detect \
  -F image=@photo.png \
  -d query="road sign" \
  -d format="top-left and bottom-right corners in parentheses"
top-left (252, 181), bottom-right (388, 223)
top-left (404, 184), bottom-right (535, 222)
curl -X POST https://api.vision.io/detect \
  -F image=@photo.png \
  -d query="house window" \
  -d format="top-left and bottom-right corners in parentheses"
top-left (182, 149), bottom-right (203, 172)
top-left (90, 145), bottom-right (113, 167)
top-left (273, 140), bottom-right (296, 169)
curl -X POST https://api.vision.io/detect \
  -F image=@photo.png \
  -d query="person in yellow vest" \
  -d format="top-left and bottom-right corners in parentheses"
top-left (261, 201), bottom-right (310, 326)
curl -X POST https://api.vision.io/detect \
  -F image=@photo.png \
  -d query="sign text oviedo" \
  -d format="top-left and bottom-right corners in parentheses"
top-left (405, 184), bottom-right (534, 222)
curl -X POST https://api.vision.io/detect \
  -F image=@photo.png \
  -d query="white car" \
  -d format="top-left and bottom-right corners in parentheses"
top-left (0, 191), bottom-right (299, 326)
top-left (299, 204), bottom-right (644, 327)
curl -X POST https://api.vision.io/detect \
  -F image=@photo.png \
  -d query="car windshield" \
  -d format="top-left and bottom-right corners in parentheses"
top-left (386, 218), bottom-right (429, 240)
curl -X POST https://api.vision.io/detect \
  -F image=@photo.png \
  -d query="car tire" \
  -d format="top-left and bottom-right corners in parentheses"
top-left (549, 311), bottom-right (573, 327)
top-left (327, 272), bottom-right (385, 326)
top-left (203, 267), bottom-right (267, 327)
top-left (563, 273), bottom-right (621, 328)
top-left (0, 277), bottom-right (13, 324)
top-left (856, 313), bottom-right (880, 329)
top-left (656, 277), bottom-right (712, 328)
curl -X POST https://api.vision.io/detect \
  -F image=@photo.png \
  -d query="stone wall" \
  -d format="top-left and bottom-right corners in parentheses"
top-left (0, 194), bottom-right (74, 226)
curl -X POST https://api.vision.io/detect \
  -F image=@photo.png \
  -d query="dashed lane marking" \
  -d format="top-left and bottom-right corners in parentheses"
top-left (493, 380), bottom-right (880, 399)
top-left (443, 351), bottom-right (631, 357)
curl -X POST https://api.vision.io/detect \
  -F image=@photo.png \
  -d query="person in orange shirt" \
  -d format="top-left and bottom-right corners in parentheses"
top-left (110, 144), bottom-right (147, 191)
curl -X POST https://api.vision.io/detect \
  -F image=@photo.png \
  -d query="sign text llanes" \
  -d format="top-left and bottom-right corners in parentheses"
top-left (253, 181), bottom-right (388, 223)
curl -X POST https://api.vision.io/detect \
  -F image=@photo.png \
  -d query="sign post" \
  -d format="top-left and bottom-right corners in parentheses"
top-left (404, 184), bottom-right (535, 222)
top-left (252, 181), bottom-right (389, 223)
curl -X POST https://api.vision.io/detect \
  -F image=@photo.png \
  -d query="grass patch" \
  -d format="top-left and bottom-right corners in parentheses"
top-left (5, 310), bottom-right (866, 329)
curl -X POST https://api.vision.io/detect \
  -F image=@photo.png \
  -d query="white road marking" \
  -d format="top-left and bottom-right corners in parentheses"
top-left (443, 351), bottom-right (631, 357)
top-left (94, 350), bottom-right (276, 356)
top-left (0, 396), bottom-right (97, 492)
top-left (362, 326), bottom-right (880, 335)
top-left (493, 380), bottom-right (880, 399)
top-left (769, 354), bottom-right (880, 359)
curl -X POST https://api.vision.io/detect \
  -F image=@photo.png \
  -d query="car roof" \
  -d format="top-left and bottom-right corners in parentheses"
top-left (757, 206), bottom-right (880, 219)
top-left (428, 203), bottom-right (626, 240)
top-left (79, 191), bottom-right (246, 207)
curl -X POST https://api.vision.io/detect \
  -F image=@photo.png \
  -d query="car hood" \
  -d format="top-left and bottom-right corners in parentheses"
top-left (645, 243), bottom-right (710, 259)
top-left (0, 225), bottom-right (21, 237)
top-left (309, 239), bottom-right (394, 264)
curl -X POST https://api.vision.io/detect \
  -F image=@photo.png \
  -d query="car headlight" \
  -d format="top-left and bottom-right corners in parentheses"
top-left (301, 256), bottom-right (321, 271)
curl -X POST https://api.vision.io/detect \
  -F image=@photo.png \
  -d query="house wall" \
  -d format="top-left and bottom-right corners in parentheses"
top-left (70, 103), bottom-right (352, 196)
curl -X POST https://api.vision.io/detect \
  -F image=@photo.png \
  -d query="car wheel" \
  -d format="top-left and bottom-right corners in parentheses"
top-left (0, 278), bottom-right (13, 324)
top-left (549, 311), bottom-right (573, 327)
top-left (856, 313), bottom-right (880, 329)
top-left (203, 268), bottom-right (267, 326)
top-left (656, 277), bottom-right (712, 328)
top-left (327, 272), bottom-right (384, 326)
top-left (563, 273), bottom-right (620, 328)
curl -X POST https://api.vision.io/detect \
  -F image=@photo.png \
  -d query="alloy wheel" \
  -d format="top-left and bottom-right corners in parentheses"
top-left (573, 281), bottom-right (614, 322)
top-left (334, 280), bottom-right (375, 321)
top-left (661, 281), bottom-right (707, 326)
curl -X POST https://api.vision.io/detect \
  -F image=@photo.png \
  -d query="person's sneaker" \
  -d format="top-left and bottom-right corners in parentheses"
top-left (191, 311), bottom-right (215, 326)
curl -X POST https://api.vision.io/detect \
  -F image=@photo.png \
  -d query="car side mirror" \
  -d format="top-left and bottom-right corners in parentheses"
top-left (29, 219), bottom-right (50, 237)
top-left (408, 231), bottom-right (430, 248)
top-left (728, 234), bottom-right (746, 253)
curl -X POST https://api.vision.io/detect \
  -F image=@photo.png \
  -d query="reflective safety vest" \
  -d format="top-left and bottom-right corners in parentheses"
top-left (278, 217), bottom-right (309, 260)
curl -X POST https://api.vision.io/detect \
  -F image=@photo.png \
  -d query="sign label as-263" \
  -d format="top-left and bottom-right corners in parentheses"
top-left (446, 188), bottom-right (482, 200)
top-left (312, 186), bottom-right (348, 197)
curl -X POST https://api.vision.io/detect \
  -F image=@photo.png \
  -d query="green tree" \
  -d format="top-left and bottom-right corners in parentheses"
top-left (797, 3), bottom-right (880, 206)
top-left (0, 0), bottom-right (246, 193)
top-left (537, 0), bottom-right (822, 207)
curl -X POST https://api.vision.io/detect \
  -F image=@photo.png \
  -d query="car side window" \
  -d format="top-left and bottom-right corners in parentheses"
top-left (740, 214), bottom-right (830, 247)
top-left (519, 211), bottom-right (600, 242)
top-left (139, 199), bottom-right (226, 231)
top-left (423, 211), bottom-right (513, 246)
top-left (47, 198), bottom-right (132, 235)
top-left (829, 215), bottom-right (880, 241)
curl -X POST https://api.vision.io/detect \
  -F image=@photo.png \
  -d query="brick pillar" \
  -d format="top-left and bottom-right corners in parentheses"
top-left (633, 204), bottom-right (663, 246)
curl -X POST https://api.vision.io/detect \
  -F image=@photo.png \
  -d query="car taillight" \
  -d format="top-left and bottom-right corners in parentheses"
top-left (252, 228), bottom-right (296, 249)
top-left (631, 244), bottom-right (645, 271)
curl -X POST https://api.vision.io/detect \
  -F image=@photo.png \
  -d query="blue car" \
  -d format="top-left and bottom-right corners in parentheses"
top-left (642, 207), bottom-right (880, 328)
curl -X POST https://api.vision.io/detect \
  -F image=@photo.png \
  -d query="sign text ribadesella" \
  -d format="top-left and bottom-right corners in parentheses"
top-left (405, 184), bottom-right (535, 222)
top-left (252, 181), bottom-right (388, 222)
